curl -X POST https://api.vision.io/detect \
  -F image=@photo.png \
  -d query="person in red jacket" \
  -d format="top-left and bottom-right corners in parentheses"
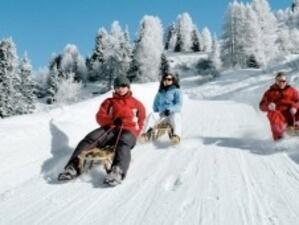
top-left (259, 72), bottom-right (299, 140)
top-left (58, 76), bottom-right (146, 186)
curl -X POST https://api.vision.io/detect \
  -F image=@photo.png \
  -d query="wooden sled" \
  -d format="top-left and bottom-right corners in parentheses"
top-left (78, 146), bottom-right (115, 173)
top-left (140, 121), bottom-right (174, 143)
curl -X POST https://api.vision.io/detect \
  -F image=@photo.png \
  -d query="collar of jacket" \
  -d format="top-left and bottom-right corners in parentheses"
top-left (113, 90), bottom-right (132, 99)
top-left (160, 84), bottom-right (177, 92)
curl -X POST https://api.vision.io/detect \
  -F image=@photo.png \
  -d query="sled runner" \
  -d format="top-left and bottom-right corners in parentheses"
top-left (152, 121), bottom-right (173, 140)
top-left (78, 146), bottom-right (115, 173)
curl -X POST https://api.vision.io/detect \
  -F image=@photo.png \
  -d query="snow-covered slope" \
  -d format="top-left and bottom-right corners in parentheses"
top-left (1, 69), bottom-right (299, 225)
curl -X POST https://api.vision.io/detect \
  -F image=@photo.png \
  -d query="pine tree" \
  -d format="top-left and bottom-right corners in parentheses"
top-left (160, 53), bottom-right (170, 77)
top-left (243, 3), bottom-right (264, 65)
top-left (127, 38), bottom-right (142, 82)
top-left (61, 44), bottom-right (86, 82)
top-left (209, 35), bottom-right (222, 70)
top-left (17, 54), bottom-right (36, 114)
top-left (276, 1), bottom-right (299, 54)
top-left (165, 23), bottom-right (177, 50)
top-left (121, 26), bottom-right (133, 69)
top-left (0, 38), bottom-right (18, 118)
top-left (191, 28), bottom-right (201, 52)
top-left (174, 29), bottom-right (183, 52)
top-left (175, 13), bottom-right (194, 52)
top-left (46, 63), bottom-right (59, 104)
top-left (291, 0), bottom-right (299, 12)
top-left (252, 0), bottom-right (279, 65)
top-left (201, 27), bottom-right (213, 52)
top-left (98, 21), bottom-right (132, 89)
top-left (221, 1), bottom-right (246, 68)
top-left (128, 15), bottom-right (163, 82)
top-left (87, 28), bottom-right (109, 81)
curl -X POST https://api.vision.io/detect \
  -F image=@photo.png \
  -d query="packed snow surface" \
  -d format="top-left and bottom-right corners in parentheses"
top-left (1, 69), bottom-right (299, 225)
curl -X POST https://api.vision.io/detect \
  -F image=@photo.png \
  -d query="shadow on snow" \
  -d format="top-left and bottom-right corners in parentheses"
top-left (41, 120), bottom-right (109, 187)
top-left (200, 136), bottom-right (299, 165)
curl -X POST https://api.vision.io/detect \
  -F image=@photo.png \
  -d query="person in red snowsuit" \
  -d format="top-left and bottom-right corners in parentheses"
top-left (259, 72), bottom-right (299, 140)
top-left (58, 76), bottom-right (146, 185)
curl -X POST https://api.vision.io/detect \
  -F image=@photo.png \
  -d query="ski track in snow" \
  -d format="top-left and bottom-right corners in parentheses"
top-left (1, 69), bottom-right (299, 225)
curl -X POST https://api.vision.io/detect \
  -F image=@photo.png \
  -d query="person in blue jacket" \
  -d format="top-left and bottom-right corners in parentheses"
top-left (141, 72), bottom-right (183, 144)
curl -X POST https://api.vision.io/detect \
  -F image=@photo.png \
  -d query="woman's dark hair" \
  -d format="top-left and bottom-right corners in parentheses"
top-left (159, 72), bottom-right (180, 91)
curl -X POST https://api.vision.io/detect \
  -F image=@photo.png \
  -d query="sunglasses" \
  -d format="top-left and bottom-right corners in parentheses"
top-left (163, 77), bottom-right (173, 81)
top-left (277, 79), bottom-right (287, 83)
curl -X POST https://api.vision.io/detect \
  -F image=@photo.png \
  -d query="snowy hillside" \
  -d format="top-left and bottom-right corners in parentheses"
top-left (1, 69), bottom-right (299, 225)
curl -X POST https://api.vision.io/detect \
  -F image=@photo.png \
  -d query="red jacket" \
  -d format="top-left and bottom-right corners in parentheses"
top-left (259, 84), bottom-right (299, 112)
top-left (96, 91), bottom-right (146, 137)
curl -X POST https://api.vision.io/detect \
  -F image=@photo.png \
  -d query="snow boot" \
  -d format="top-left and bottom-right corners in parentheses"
top-left (57, 165), bottom-right (79, 181)
top-left (103, 165), bottom-right (123, 186)
top-left (170, 134), bottom-right (180, 144)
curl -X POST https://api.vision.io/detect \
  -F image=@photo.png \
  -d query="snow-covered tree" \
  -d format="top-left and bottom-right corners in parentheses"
top-left (291, 0), bottom-right (299, 13)
top-left (55, 75), bottom-right (83, 105)
top-left (0, 38), bottom-right (18, 118)
top-left (243, 3), bottom-right (263, 67)
top-left (87, 28), bottom-right (109, 81)
top-left (112, 23), bottom-right (132, 76)
top-left (277, 24), bottom-right (293, 54)
top-left (32, 67), bottom-right (48, 98)
top-left (46, 44), bottom-right (86, 103)
top-left (17, 54), bottom-right (35, 114)
top-left (165, 23), bottom-right (177, 51)
top-left (275, 1), bottom-right (299, 54)
top-left (201, 27), bottom-right (212, 52)
top-left (221, 1), bottom-right (265, 68)
top-left (128, 15), bottom-right (163, 82)
top-left (99, 21), bottom-right (132, 89)
top-left (191, 27), bottom-right (201, 52)
top-left (86, 22), bottom-right (132, 89)
top-left (289, 28), bottom-right (299, 53)
top-left (127, 46), bottom-right (142, 82)
top-left (221, 1), bottom-right (247, 68)
top-left (160, 53), bottom-right (170, 77)
top-left (209, 35), bottom-right (222, 70)
top-left (121, 26), bottom-right (133, 70)
top-left (61, 44), bottom-right (86, 82)
top-left (46, 62), bottom-right (59, 104)
top-left (175, 13), bottom-right (194, 52)
top-left (221, 0), bottom-right (280, 68)
top-left (251, 0), bottom-right (279, 65)
top-left (174, 30), bottom-right (183, 52)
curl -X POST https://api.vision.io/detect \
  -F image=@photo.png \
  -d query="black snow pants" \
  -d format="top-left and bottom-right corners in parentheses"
top-left (65, 126), bottom-right (136, 176)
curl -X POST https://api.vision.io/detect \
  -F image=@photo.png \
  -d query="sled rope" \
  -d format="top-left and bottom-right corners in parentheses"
top-left (113, 124), bottom-right (123, 152)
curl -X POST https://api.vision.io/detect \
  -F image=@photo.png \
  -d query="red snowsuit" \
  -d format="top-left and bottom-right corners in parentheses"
top-left (259, 84), bottom-right (299, 140)
top-left (96, 91), bottom-right (146, 137)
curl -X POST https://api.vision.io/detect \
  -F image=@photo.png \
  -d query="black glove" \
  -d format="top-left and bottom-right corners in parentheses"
top-left (163, 109), bottom-right (170, 116)
top-left (113, 117), bottom-right (123, 126)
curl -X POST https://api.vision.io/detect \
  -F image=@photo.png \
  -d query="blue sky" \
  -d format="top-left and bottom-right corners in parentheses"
top-left (0, 0), bottom-right (292, 69)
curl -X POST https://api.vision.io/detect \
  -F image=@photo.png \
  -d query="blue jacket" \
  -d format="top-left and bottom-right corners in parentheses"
top-left (153, 86), bottom-right (183, 113)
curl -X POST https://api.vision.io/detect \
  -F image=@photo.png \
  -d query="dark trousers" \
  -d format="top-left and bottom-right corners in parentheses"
top-left (65, 126), bottom-right (136, 176)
